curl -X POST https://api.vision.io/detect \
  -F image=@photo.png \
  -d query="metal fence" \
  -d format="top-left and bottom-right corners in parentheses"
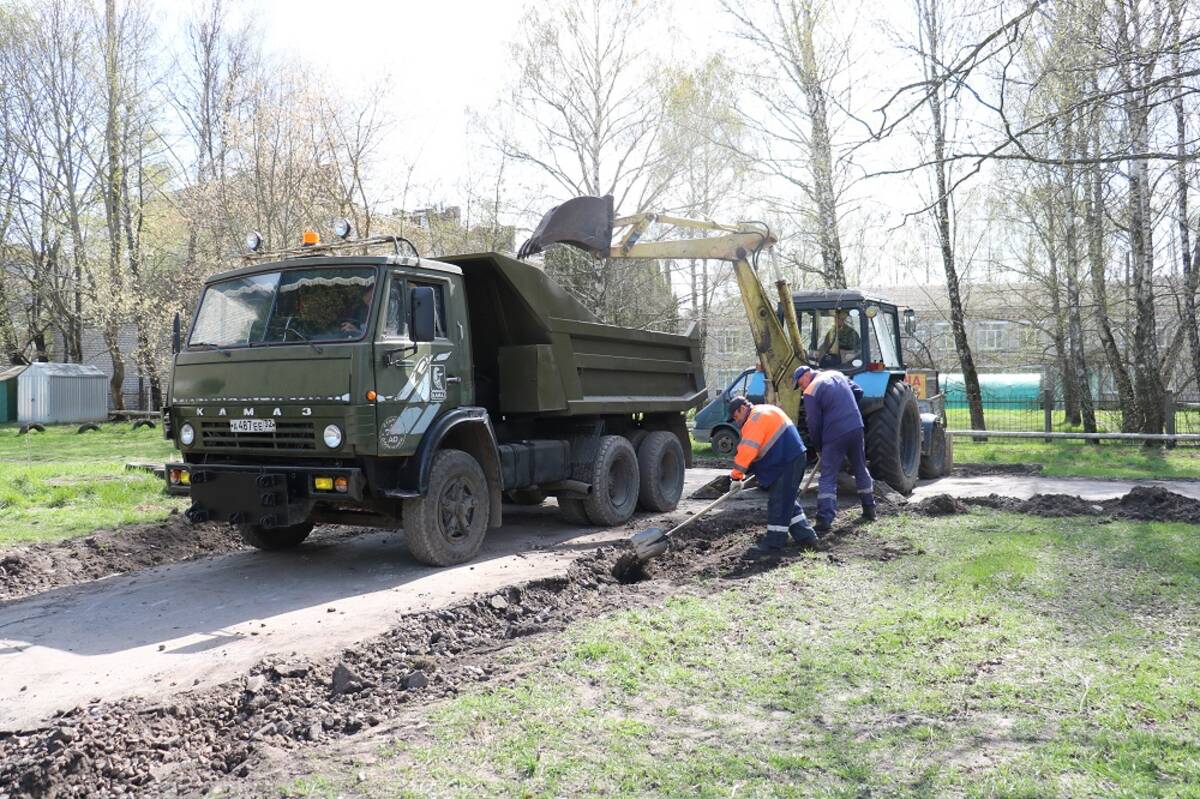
top-left (943, 384), bottom-right (1200, 445)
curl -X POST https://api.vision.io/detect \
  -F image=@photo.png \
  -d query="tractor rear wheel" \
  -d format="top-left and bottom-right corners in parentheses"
top-left (865, 380), bottom-right (921, 494)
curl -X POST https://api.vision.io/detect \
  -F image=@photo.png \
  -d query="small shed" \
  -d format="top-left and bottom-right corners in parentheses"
top-left (18, 363), bottom-right (109, 424)
top-left (0, 365), bottom-right (24, 422)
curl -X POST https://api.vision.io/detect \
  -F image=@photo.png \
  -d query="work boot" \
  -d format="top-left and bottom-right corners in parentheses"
top-left (861, 503), bottom-right (877, 522)
top-left (744, 541), bottom-right (785, 559)
top-left (789, 528), bottom-right (818, 550)
top-left (813, 517), bottom-right (833, 534)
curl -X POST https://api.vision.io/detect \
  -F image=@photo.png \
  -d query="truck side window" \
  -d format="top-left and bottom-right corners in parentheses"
top-left (410, 281), bottom-right (447, 338)
top-left (383, 276), bottom-right (405, 337)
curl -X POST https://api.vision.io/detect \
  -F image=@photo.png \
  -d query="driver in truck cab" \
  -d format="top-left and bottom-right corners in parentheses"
top-left (816, 310), bottom-right (861, 368)
top-left (728, 396), bottom-right (819, 556)
top-left (338, 284), bottom-right (375, 336)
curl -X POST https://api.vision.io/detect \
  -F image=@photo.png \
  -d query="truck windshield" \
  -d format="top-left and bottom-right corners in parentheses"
top-left (189, 267), bottom-right (377, 348)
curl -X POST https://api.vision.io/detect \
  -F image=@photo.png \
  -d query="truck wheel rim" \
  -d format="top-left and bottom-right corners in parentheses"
top-left (439, 478), bottom-right (477, 541)
top-left (608, 458), bottom-right (633, 506)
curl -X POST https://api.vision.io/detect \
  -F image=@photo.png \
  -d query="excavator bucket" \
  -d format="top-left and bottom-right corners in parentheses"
top-left (517, 195), bottom-right (614, 259)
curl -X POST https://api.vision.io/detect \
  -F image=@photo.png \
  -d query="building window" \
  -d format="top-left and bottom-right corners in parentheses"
top-left (978, 323), bottom-right (1006, 351)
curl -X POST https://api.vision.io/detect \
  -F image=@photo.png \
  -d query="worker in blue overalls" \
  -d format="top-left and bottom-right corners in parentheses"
top-left (793, 366), bottom-right (876, 531)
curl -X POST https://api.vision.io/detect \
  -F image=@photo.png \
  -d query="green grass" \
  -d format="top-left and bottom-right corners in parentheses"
top-left (283, 511), bottom-right (1200, 798)
top-left (0, 422), bottom-right (184, 548)
top-left (952, 438), bottom-right (1200, 479)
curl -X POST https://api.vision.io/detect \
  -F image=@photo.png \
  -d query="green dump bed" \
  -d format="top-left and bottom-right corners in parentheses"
top-left (441, 253), bottom-right (706, 417)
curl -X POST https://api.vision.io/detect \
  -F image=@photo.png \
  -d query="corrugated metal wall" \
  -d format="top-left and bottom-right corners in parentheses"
top-left (17, 363), bottom-right (109, 423)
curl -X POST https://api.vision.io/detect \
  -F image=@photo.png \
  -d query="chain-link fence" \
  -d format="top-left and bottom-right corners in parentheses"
top-left (941, 374), bottom-right (1198, 444)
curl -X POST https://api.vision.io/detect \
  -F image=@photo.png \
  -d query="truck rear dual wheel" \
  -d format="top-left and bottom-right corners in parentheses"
top-left (403, 449), bottom-right (490, 566)
top-left (238, 522), bottom-right (314, 550)
top-left (636, 431), bottom-right (685, 512)
top-left (865, 380), bottom-right (922, 494)
top-left (580, 435), bottom-right (640, 526)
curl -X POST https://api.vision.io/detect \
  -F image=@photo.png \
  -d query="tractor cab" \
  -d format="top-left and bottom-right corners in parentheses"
top-left (783, 290), bottom-right (953, 488)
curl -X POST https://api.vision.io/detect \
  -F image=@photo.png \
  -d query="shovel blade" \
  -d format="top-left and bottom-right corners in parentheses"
top-left (630, 527), bottom-right (669, 561)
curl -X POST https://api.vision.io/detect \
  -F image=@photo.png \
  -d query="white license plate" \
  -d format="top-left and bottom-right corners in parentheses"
top-left (230, 419), bottom-right (276, 433)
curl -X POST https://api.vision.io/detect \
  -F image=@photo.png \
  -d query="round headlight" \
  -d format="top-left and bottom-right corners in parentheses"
top-left (245, 230), bottom-right (263, 252)
top-left (179, 422), bottom-right (195, 446)
top-left (323, 424), bottom-right (343, 449)
top-left (333, 217), bottom-right (352, 239)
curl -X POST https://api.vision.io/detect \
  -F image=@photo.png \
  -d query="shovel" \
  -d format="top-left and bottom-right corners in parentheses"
top-left (628, 476), bottom-right (758, 563)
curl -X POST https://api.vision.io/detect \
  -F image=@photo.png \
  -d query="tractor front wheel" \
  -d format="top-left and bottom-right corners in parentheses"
top-left (865, 380), bottom-right (921, 494)
top-left (710, 426), bottom-right (739, 458)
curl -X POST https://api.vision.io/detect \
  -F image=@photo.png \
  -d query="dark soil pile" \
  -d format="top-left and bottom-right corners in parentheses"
top-left (0, 506), bottom-right (893, 798)
top-left (912, 494), bottom-right (971, 516)
top-left (0, 515), bottom-right (243, 602)
top-left (1108, 485), bottom-right (1200, 523)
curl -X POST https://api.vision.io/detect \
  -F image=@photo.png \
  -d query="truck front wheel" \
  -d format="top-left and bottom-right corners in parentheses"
top-left (238, 522), bottom-right (313, 550)
top-left (582, 435), bottom-right (640, 526)
top-left (637, 431), bottom-right (685, 512)
top-left (403, 449), bottom-right (490, 566)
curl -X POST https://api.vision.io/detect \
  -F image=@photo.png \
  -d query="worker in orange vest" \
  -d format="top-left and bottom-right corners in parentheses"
top-left (728, 396), bottom-right (818, 556)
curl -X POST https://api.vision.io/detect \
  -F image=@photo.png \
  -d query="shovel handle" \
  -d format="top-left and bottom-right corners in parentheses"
top-left (801, 454), bottom-right (821, 493)
top-left (660, 475), bottom-right (757, 541)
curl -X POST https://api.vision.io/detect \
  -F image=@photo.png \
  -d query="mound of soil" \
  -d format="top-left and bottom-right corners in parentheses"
top-left (0, 505), bottom-right (899, 798)
top-left (0, 515), bottom-right (243, 602)
top-left (912, 494), bottom-right (970, 516)
top-left (1109, 485), bottom-right (1200, 523)
top-left (948, 486), bottom-right (1200, 523)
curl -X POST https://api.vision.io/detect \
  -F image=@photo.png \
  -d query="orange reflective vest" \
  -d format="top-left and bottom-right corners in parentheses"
top-left (731, 404), bottom-right (797, 481)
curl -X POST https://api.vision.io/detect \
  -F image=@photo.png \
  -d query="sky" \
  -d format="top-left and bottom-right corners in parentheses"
top-left (156, 0), bottom-right (993, 289)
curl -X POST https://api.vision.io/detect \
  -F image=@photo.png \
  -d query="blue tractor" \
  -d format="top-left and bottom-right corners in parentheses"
top-left (784, 289), bottom-right (952, 493)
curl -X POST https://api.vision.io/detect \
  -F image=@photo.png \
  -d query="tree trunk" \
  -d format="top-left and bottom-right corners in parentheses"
top-left (921, 0), bottom-right (984, 432)
top-left (797, 1), bottom-right (846, 288)
top-left (1170, 0), bottom-right (1200, 403)
top-left (1085, 99), bottom-right (1135, 425)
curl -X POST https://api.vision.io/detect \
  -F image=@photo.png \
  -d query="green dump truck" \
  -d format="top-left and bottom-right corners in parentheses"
top-left (163, 233), bottom-right (705, 566)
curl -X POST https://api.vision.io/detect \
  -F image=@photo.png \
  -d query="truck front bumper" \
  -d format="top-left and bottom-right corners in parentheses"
top-left (165, 462), bottom-right (367, 528)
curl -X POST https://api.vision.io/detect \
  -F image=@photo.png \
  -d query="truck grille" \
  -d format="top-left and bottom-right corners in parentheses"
top-left (199, 421), bottom-right (316, 450)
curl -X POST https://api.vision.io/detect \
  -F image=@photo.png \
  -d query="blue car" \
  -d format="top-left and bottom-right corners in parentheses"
top-left (692, 368), bottom-right (765, 457)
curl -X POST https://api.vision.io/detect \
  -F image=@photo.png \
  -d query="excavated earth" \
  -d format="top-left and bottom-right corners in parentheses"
top-left (913, 485), bottom-right (1200, 523)
top-left (0, 518), bottom-right (367, 603)
top-left (0, 503), bottom-right (913, 799)
top-left (2, 484), bottom-right (1197, 797)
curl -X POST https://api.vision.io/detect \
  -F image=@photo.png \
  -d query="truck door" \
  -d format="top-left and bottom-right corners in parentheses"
top-left (374, 271), bottom-right (471, 454)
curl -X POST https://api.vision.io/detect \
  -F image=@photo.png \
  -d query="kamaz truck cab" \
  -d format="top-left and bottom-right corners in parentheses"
top-left (785, 289), bottom-right (952, 491)
top-left (164, 229), bottom-right (705, 566)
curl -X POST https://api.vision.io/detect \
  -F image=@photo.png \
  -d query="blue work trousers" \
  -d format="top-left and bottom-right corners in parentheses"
top-left (817, 429), bottom-right (874, 525)
top-left (764, 456), bottom-right (815, 547)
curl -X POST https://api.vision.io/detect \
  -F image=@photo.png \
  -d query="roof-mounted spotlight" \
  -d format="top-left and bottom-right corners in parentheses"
top-left (245, 231), bottom-right (263, 253)
top-left (333, 218), bottom-right (353, 240)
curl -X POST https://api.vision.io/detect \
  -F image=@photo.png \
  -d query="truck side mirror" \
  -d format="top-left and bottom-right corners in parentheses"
top-left (172, 313), bottom-right (181, 354)
top-left (903, 309), bottom-right (916, 334)
top-left (410, 286), bottom-right (436, 342)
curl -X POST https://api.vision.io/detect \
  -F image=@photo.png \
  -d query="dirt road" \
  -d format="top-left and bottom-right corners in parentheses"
top-left (0, 470), bottom-right (740, 731)
top-left (4, 467), bottom-right (1197, 733)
